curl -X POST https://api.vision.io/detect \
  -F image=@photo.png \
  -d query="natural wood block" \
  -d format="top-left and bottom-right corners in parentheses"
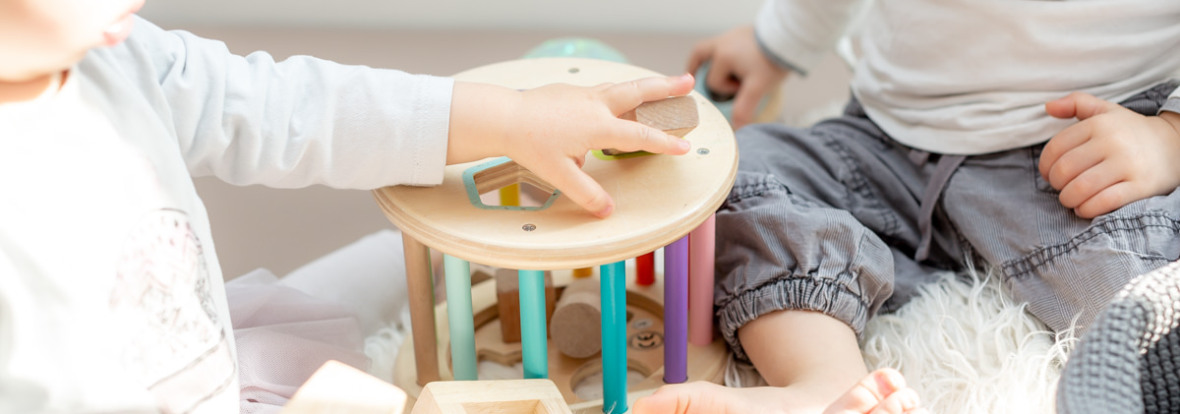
top-left (282, 360), bottom-right (407, 414)
top-left (496, 268), bottom-right (556, 343)
top-left (550, 278), bottom-right (602, 358)
top-left (620, 95), bottom-right (699, 137)
top-left (411, 379), bottom-right (571, 414)
top-left (605, 95), bottom-right (699, 155)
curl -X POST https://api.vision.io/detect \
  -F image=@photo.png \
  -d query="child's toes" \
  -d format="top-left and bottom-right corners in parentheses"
top-left (868, 387), bottom-right (921, 414)
top-left (825, 368), bottom-right (911, 414)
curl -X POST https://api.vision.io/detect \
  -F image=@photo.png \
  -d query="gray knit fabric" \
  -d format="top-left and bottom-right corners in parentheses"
top-left (1058, 261), bottom-right (1180, 413)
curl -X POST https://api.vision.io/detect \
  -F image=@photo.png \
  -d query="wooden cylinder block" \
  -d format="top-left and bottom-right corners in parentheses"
top-left (496, 268), bottom-right (555, 344)
top-left (549, 278), bottom-right (602, 358)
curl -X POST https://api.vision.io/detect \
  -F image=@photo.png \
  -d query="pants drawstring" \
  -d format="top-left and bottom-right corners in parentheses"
top-left (914, 153), bottom-right (966, 262)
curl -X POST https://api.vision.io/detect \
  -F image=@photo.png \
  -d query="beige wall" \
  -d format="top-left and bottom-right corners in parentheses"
top-left (140, 0), bottom-right (762, 34)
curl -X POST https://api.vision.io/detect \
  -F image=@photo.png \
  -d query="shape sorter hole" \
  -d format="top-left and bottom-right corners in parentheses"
top-left (478, 182), bottom-right (551, 208)
top-left (463, 157), bottom-right (560, 211)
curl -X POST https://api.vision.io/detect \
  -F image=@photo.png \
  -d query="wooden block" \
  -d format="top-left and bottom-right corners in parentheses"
top-left (283, 360), bottom-right (407, 414)
top-left (622, 95), bottom-right (699, 137)
top-left (412, 379), bottom-right (571, 414)
top-left (550, 278), bottom-right (602, 358)
top-left (606, 96), bottom-right (699, 156)
top-left (496, 268), bottom-right (556, 343)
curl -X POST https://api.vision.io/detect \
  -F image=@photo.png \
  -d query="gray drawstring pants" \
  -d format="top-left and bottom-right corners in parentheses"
top-left (714, 82), bottom-right (1180, 361)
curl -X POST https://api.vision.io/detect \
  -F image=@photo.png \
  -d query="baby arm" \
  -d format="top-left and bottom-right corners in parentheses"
top-left (1039, 92), bottom-right (1180, 219)
top-left (447, 75), bottom-right (695, 217)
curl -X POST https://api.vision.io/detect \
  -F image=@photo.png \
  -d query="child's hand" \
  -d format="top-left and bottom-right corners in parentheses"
top-left (632, 381), bottom-right (779, 414)
top-left (686, 25), bottom-right (790, 129)
top-left (632, 368), bottom-right (926, 414)
top-left (447, 74), bottom-right (695, 218)
top-left (1039, 92), bottom-right (1180, 218)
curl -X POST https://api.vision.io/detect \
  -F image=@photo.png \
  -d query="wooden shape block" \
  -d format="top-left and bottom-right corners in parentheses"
top-left (411, 379), bottom-right (571, 414)
top-left (550, 278), bottom-right (602, 358)
top-left (496, 268), bottom-right (556, 343)
top-left (621, 95), bottom-right (700, 138)
top-left (604, 96), bottom-right (700, 156)
top-left (283, 360), bottom-right (407, 414)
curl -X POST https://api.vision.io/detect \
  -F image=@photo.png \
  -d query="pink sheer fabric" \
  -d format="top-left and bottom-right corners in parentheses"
top-left (229, 270), bottom-right (369, 413)
top-left (227, 230), bottom-right (408, 413)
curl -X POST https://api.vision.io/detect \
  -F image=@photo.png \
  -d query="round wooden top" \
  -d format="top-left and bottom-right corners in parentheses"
top-left (372, 57), bottom-right (736, 270)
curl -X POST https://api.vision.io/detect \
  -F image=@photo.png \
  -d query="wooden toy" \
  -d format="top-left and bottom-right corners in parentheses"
top-left (635, 252), bottom-right (655, 286)
top-left (398, 269), bottom-right (728, 413)
top-left (550, 278), bottom-right (601, 358)
top-left (603, 95), bottom-right (699, 156)
top-left (282, 360), bottom-right (408, 414)
top-left (619, 95), bottom-right (699, 138)
top-left (688, 215), bottom-right (716, 346)
top-left (372, 57), bottom-right (736, 413)
top-left (412, 379), bottom-right (571, 414)
top-left (496, 268), bottom-right (556, 343)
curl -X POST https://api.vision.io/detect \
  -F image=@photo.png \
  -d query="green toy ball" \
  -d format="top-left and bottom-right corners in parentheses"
top-left (523, 37), bottom-right (628, 63)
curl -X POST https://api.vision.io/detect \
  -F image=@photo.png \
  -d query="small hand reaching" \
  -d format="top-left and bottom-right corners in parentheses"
top-left (1039, 92), bottom-right (1180, 218)
top-left (686, 26), bottom-right (789, 129)
top-left (447, 74), bottom-right (696, 217)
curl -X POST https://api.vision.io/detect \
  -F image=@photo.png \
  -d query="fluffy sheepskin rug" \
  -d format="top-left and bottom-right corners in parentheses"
top-left (364, 266), bottom-right (1075, 413)
top-left (859, 268), bottom-right (1074, 413)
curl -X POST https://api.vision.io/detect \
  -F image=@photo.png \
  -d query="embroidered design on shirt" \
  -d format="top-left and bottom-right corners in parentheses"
top-left (110, 209), bottom-right (235, 413)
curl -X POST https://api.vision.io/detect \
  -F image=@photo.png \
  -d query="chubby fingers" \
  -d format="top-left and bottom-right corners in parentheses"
top-left (1045, 92), bottom-right (1123, 121)
top-left (686, 40), bottom-right (716, 79)
top-left (1058, 161), bottom-right (1128, 218)
top-left (731, 72), bottom-right (776, 129)
top-left (598, 119), bottom-right (692, 155)
top-left (1039, 121), bottom-right (1095, 186)
top-left (601, 74), bottom-right (695, 115)
top-left (1071, 181), bottom-right (1137, 219)
top-left (633, 382), bottom-right (729, 414)
top-left (529, 157), bottom-right (615, 218)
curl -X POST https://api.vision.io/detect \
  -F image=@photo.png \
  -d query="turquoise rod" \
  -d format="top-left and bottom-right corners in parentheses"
top-left (519, 269), bottom-right (549, 379)
top-left (600, 261), bottom-right (628, 413)
top-left (443, 254), bottom-right (477, 380)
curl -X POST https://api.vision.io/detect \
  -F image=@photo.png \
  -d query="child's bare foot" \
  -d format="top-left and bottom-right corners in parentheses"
top-left (825, 368), bottom-right (925, 414)
top-left (631, 368), bottom-right (924, 414)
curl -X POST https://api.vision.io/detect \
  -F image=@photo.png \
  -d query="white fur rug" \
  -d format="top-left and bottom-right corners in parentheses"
top-left (859, 268), bottom-right (1074, 413)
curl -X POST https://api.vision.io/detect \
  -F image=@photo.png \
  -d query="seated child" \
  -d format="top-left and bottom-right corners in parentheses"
top-left (636, 0), bottom-right (1180, 413)
top-left (0, 1), bottom-right (707, 412)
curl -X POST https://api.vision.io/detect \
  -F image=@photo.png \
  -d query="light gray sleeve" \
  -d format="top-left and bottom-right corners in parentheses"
top-left (1161, 94), bottom-right (1180, 115)
top-left (754, 0), bottom-right (871, 75)
top-left (105, 17), bottom-right (453, 190)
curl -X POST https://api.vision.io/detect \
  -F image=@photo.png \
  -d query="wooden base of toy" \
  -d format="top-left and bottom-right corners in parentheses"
top-left (414, 379), bottom-right (571, 414)
top-left (393, 269), bottom-right (728, 414)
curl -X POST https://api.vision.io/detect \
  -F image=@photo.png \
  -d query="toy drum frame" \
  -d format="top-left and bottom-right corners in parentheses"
top-left (372, 58), bottom-right (737, 413)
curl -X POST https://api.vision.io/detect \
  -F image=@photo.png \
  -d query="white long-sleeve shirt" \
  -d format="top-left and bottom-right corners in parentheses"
top-left (756, 0), bottom-right (1180, 155)
top-left (0, 17), bottom-right (452, 413)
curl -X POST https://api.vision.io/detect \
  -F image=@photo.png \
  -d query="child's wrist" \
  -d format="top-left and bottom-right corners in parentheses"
top-left (448, 82), bottom-right (522, 164)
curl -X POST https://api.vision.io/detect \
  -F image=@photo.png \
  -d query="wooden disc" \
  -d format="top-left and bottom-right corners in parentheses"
top-left (372, 58), bottom-right (737, 270)
top-left (551, 279), bottom-right (602, 358)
